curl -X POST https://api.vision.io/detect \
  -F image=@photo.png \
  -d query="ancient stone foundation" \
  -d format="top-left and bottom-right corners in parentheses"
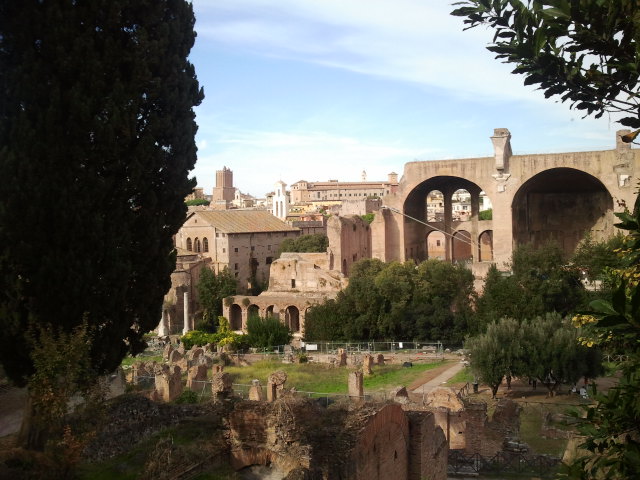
top-left (349, 371), bottom-right (364, 400)
top-left (267, 371), bottom-right (287, 402)
top-left (153, 365), bottom-right (183, 402)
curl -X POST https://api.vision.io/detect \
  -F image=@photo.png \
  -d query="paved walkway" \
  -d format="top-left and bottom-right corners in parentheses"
top-left (411, 361), bottom-right (466, 394)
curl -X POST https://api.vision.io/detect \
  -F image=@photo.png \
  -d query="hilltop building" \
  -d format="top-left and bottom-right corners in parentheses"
top-left (290, 173), bottom-right (399, 204)
top-left (176, 210), bottom-right (300, 293)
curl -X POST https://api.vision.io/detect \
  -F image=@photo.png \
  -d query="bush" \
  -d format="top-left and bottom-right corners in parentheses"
top-left (174, 389), bottom-right (198, 404)
top-left (180, 330), bottom-right (217, 350)
top-left (245, 315), bottom-right (292, 348)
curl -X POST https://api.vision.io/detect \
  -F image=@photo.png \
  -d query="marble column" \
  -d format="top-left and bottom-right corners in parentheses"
top-left (182, 291), bottom-right (190, 334)
top-left (158, 310), bottom-right (168, 336)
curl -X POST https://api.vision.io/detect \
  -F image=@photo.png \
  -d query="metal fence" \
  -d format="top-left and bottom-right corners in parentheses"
top-left (603, 354), bottom-right (629, 363)
top-left (448, 450), bottom-right (561, 477)
top-left (299, 341), bottom-right (445, 355)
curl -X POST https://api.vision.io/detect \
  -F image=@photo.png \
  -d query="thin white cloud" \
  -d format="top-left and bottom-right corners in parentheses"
top-left (194, 0), bottom-right (540, 103)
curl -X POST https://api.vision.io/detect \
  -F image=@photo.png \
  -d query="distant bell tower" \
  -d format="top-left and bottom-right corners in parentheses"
top-left (212, 166), bottom-right (235, 205)
top-left (361, 170), bottom-right (367, 182)
top-left (272, 180), bottom-right (289, 220)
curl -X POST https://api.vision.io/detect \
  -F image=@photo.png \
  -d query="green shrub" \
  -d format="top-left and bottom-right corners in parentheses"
top-left (360, 213), bottom-right (375, 224)
top-left (245, 314), bottom-right (292, 348)
top-left (180, 330), bottom-right (217, 350)
top-left (174, 389), bottom-right (198, 404)
top-left (181, 317), bottom-right (250, 351)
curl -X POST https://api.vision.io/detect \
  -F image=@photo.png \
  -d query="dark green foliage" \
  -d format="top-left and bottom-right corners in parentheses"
top-left (452, 0), bottom-right (640, 128)
top-left (560, 201), bottom-right (640, 479)
top-left (303, 299), bottom-right (346, 342)
top-left (476, 242), bottom-right (585, 327)
top-left (304, 258), bottom-right (475, 343)
top-left (185, 198), bottom-right (210, 206)
top-left (245, 314), bottom-right (292, 348)
top-left (277, 234), bottom-right (329, 256)
top-left (571, 233), bottom-right (625, 283)
top-left (0, 0), bottom-right (203, 386)
top-left (174, 389), bottom-right (198, 404)
top-left (466, 314), bottom-right (602, 398)
top-left (474, 264), bottom-right (528, 330)
top-left (478, 209), bottom-right (492, 220)
top-left (196, 268), bottom-right (237, 332)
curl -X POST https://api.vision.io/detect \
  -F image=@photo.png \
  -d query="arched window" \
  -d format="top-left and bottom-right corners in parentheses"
top-left (202, 237), bottom-right (209, 252)
top-left (186, 238), bottom-right (192, 251)
top-left (194, 238), bottom-right (201, 253)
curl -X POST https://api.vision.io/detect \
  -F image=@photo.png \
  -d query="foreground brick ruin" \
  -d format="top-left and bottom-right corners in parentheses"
top-left (115, 344), bottom-right (529, 479)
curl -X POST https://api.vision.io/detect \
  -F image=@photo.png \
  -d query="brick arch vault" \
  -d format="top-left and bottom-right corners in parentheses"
top-left (222, 295), bottom-right (324, 336)
top-left (371, 128), bottom-right (639, 276)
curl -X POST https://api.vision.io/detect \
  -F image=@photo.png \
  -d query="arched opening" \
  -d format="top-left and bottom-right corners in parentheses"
top-left (478, 230), bottom-right (493, 261)
top-left (512, 168), bottom-right (614, 256)
top-left (452, 189), bottom-right (471, 222)
top-left (426, 190), bottom-right (444, 222)
top-left (248, 304), bottom-right (259, 319)
top-left (230, 304), bottom-right (242, 330)
top-left (202, 237), bottom-right (209, 252)
top-left (426, 230), bottom-right (445, 259)
top-left (186, 238), bottom-right (192, 251)
top-left (285, 306), bottom-right (300, 332)
top-left (194, 237), bottom-right (201, 253)
top-left (266, 305), bottom-right (277, 318)
top-left (452, 230), bottom-right (472, 262)
top-left (404, 176), bottom-right (485, 263)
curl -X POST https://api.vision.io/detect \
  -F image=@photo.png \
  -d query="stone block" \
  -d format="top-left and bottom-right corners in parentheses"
top-left (376, 354), bottom-right (385, 365)
top-left (348, 371), bottom-right (363, 400)
top-left (248, 379), bottom-right (265, 401)
top-left (363, 354), bottom-right (374, 375)
top-left (211, 372), bottom-right (233, 401)
top-left (267, 371), bottom-right (287, 402)
top-left (187, 364), bottom-right (208, 391)
top-left (162, 343), bottom-right (173, 362)
top-left (391, 386), bottom-right (409, 404)
top-left (154, 365), bottom-right (183, 402)
top-left (338, 348), bottom-right (347, 367)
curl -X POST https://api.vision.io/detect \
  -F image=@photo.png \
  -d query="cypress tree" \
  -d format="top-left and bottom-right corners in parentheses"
top-left (0, 0), bottom-right (203, 385)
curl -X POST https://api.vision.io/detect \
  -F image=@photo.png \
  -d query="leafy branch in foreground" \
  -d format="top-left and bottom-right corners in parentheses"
top-left (561, 200), bottom-right (640, 479)
top-left (452, 1), bottom-right (640, 127)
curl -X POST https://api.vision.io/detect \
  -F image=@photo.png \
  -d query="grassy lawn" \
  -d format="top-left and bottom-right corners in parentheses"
top-left (120, 354), bottom-right (163, 368)
top-left (519, 404), bottom-right (569, 456)
top-left (224, 360), bottom-right (448, 394)
top-left (445, 366), bottom-right (474, 385)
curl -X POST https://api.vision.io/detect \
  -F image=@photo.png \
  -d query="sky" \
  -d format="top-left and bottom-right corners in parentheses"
top-left (189, 1), bottom-right (625, 198)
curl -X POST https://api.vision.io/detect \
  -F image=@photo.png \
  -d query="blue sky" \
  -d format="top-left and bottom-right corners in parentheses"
top-left (189, 1), bottom-right (624, 197)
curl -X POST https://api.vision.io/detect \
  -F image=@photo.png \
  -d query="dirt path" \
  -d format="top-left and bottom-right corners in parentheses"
top-left (410, 362), bottom-right (466, 394)
top-left (407, 361), bottom-right (458, 391)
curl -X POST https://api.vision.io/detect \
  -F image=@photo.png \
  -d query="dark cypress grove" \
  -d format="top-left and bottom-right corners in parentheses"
top-left (0, 0), bottom-right (203, 385)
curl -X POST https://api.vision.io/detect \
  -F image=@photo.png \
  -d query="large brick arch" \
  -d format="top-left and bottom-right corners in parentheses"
top-left (512, 167), bottom-right (614, 255)
top-left (372, 130), bottom-right (639, 271)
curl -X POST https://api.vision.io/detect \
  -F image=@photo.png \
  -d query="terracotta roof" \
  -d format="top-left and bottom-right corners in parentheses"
top-left (190, 210), bottom-right (299, 234)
